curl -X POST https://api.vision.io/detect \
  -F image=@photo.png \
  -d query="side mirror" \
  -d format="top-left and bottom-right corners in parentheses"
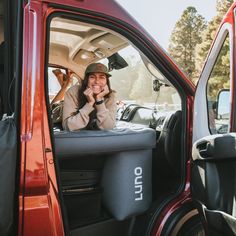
top-left (217, 89), bottom-right (230, 119)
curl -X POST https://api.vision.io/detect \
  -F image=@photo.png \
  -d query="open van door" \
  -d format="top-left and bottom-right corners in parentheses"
top-left (192, 3), bottom-right (236, 235)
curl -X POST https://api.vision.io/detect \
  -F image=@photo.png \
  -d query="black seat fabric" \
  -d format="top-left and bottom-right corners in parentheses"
top-left (54, 128), bottom-right (156, 221)
top-left (163, 110), bottom-right (182, 174)
top-left (0, 42), bottom-right (5, 118)
top-left (191, 134), bottom-right (236, 235)
top-left (0, 117), bottom-right (17, 236)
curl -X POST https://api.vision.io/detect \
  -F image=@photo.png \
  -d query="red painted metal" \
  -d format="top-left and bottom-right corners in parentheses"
top-left (20, 1), bottom-right (64, 235)
top-left (152, 95), bottom-right (194, 235)
top-left (228, 4), bottom-right (236, 132)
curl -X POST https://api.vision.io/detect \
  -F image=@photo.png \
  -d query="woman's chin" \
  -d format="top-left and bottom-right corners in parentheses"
top-left (92, 90), bottom-right (102, 95)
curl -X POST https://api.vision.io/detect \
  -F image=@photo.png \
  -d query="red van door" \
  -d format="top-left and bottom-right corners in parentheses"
top-left (191, 3), bottom-right (236, 235)
top-left (19, 0), bottom-right (217, 235)
top-left (20, 0), bottom-right (199, 235)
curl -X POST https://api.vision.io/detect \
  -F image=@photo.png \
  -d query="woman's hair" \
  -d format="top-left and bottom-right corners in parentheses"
top-left (77, 73), bottom-right (113, 109)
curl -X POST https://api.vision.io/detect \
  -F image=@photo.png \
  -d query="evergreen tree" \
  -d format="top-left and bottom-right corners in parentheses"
top-left (216, 0), bottom-right (233, 16)
top-left (195, 0), bottom-right (233, 82)
top-left (207, 35), bottom-right (230, 100)
top-left (168, 7), bottom-right (206, 80)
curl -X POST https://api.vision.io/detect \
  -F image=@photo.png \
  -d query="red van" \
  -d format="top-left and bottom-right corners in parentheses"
top-left (0, 0), bottom-right (235, 235)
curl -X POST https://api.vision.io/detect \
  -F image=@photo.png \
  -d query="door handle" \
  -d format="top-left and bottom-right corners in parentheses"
top-left (196, 141), bottom-right (213, 158)
top-left (193, 134), bottom-right (236, 161)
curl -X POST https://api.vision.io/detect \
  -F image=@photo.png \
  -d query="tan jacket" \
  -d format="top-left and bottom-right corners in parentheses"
top-left (62, 85), bottom-right (116, 131)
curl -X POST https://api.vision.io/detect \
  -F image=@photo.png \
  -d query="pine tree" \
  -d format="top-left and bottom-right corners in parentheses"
top-left (168, 7), bottom-right (206, 81)
top-left (216, 0), bottom-right (233, 16)
top-left (207, 34), bottom-right (230, 100)
top-left (195, 0), bottom-right (233, 82)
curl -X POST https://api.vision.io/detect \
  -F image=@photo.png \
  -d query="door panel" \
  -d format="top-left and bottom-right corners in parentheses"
top-left (192, 3), bottom-right (236, 235)
top-left (192, 134), bottom-right (236, 235)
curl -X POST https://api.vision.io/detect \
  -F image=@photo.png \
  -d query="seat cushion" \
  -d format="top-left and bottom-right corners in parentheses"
top-left (54, 128), bottom-right (156, 158)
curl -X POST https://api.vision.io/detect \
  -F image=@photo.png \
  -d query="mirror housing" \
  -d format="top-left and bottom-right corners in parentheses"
top-left (108, 53), bottom-right (128, 71)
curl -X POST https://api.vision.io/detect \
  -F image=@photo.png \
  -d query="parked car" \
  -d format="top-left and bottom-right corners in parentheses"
top-left (0, 0), bottom-right (235, 235)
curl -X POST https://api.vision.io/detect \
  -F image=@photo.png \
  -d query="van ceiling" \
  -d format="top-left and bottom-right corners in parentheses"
top-left (49, 17), bottom-right (128, 76)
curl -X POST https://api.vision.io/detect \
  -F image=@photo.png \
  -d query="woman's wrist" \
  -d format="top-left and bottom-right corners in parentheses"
top-left (95, 95), bottom-right (104, 105)
top-left (96, 95), bottom-right (104, 101)
top-left (88, 101), bottom-right (95, 106)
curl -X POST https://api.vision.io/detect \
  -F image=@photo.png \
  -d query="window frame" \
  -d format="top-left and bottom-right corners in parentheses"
top-left (206, 32), bottom-right (231, 134)
top-left (192, 23), bottom-right (234, 143)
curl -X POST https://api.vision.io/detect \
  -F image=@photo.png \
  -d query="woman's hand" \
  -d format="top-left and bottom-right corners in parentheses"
top-left (83, 88), bottom-right (95, 106)
top-left (96, 85), bottom-right (110, 100)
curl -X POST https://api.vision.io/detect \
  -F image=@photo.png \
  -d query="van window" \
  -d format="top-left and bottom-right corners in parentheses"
top-left (206, 33), bottom-right (230, 134)
top-left (47, 17), bottom-right (181, 130)
top-left (104, 46), bottom-right (181, 111)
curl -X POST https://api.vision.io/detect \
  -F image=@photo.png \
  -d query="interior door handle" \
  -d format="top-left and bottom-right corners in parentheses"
top-left (195, 141), bottom-right (213, 159)
top-left (193, 134), bottom-right (236, 161)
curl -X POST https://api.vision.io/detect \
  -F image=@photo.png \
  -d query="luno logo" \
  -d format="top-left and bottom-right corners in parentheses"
top-left (134, 167), bottom-right (143, 201)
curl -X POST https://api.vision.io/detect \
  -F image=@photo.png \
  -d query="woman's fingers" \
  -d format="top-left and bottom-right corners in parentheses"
top-left (84, 88), bottom-right (93, 95)
top-left (96, 85), bottom-right (109, 99)
top-left (83, 88), bottom-right (95, 106)
top-left (103, 85), bottom-right (109, 94)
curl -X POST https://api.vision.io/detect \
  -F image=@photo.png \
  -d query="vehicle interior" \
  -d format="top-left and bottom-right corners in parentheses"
top-left (0, 1), bottom-right (204, 234)
top-left (0, 0), bottom-right (202, 234)
top-left (46, 15), bottom-right (194, 236)
top-left (1, 1), bottom-right (235, 235)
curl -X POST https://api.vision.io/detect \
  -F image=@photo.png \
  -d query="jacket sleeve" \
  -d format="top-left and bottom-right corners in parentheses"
top-left (62, 85), bottom-right (94, 131)
top-left (95, 92), bottom-right (117, 130)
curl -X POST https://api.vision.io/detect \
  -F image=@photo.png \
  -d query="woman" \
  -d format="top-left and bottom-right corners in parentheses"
top-left (62, 63), bottom-right (116, 131)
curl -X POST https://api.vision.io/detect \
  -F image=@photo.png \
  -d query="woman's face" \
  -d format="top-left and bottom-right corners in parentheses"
top-left (87, 72), bottom-right (107, 94)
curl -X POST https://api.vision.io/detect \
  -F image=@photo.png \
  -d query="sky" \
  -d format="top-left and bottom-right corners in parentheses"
top-left (116, 0), bottom-right (217, 50)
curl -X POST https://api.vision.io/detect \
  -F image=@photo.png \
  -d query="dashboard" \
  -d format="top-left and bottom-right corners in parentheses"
top-left (116, 104), bottom-right (179, 140)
